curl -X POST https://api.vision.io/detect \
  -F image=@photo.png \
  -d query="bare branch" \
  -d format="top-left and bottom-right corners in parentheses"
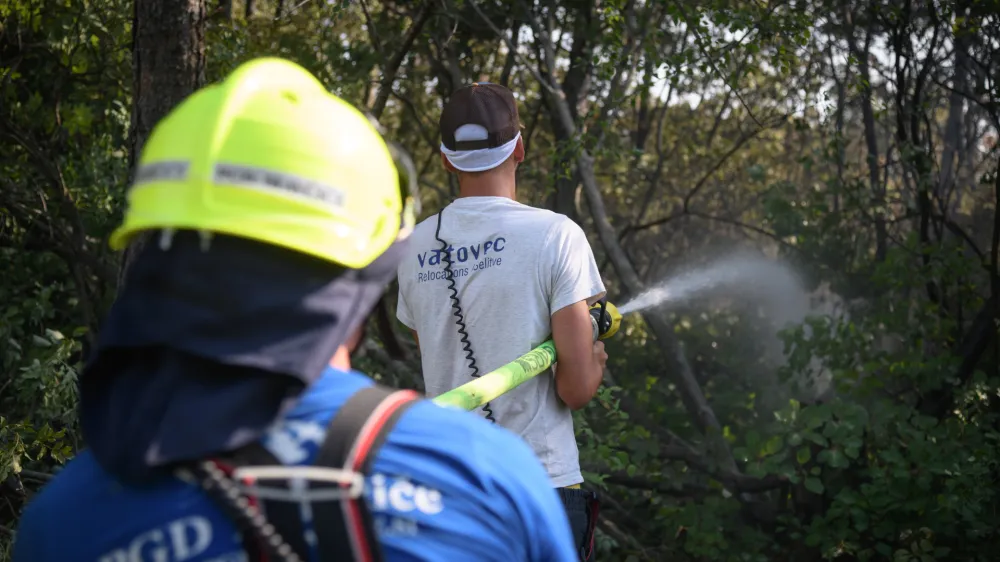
top-left (669, 0), bottom-right (763, 129)
top-left (468, 1), bottom-right (555, 94)
top-left (358, 0), bottom-right (382, 53)
top-left (681, 116), bottom-right (785, 211)
top-left (370, 2), bottom-right (433, 119)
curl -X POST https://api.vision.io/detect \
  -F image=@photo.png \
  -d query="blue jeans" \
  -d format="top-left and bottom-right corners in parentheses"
top-left (557, 487), bottom-right (599, 561)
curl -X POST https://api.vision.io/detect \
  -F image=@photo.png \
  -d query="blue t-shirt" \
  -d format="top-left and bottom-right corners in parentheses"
top-left (13, 368), bottom-right (578, 562)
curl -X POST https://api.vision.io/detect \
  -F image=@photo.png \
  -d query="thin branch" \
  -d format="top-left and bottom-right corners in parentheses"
top-left (370, 2), bottom-right (433, 119)
top-left (600, 472), bottom-right (710, 498)
top-left (19, 469), bottom-right (54, 482)
top-left (389, 89), bottom-right (437, 149)
top-left (597, 518), bottom-right (645, 555)
top-left (468, 1), bottom-right (555, 94)
top-left (617, 114), bottom-right (785, 247)
top-left (358, 0), bottom-right (382, 53)
top-left (991, 160), bottom-right (1000, 380)
top-left (670, 0), bottom-right (763, 129)
top-left (681, 115), bottom-right (786, 211)
top-left (601, 371), bottom-right (785, 495)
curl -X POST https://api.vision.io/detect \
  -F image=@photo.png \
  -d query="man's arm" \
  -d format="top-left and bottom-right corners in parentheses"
top-left (551, 302), bottom-right (606, 409)
top-left (546, 219), bottom-right (608, 410)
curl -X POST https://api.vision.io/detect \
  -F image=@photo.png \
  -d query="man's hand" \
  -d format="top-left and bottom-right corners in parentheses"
top-left (551, 300), bottom-right (606, 410)
top-left (593, 340), bottom-right (608, 372)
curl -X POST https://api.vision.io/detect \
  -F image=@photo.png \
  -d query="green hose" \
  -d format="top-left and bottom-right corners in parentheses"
top-left (431, 339), bottom-right (557, 411)
top-left (430, 299), bottom-right (621, 412)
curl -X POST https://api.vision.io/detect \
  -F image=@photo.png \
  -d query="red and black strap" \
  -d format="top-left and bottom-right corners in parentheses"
top-left (214, 384), bottom-right (420, 562)
top-left (310, 386), bottom-right (420, 562)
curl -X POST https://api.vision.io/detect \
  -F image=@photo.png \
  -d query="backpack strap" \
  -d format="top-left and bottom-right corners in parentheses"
top-left (310, 385), bottom-right (420, 562)
top-left (208, 384), bottom-right (420, 562)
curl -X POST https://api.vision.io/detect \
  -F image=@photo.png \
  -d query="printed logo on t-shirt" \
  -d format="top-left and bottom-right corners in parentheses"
top-left (97, 515), bottom-right (228, 562)
top-left (414, 236), bottom-right (506, 283)
top-left (261, 418), bottom-right (446, 537)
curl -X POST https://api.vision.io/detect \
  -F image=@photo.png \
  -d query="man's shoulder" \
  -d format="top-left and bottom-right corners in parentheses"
top-left (268, 368), bottom-right (545, 490)
top-left (14, 452), bottom-right (129, 555)
top-left (411, 205), bottom-right (575, 232)
top-left (389, 392), bottom-right (550, 480)
top-left (19, 450), bottom-right (101, 514)
top-left (413, 213), bottom-right (440, 235)
top-left (507, 203), bottom-right (575, 230)
top-left (497, 205), bottom-right (585, 244)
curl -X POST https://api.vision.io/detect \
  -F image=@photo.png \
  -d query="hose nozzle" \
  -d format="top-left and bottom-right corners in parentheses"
top-left (589, 298), bottom-right (622, 341)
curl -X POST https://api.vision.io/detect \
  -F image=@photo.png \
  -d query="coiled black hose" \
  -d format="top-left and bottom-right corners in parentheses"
top-left (434, 207), bottom-right (496, 423)
top-left (190, 460), bottom-right (301, 562)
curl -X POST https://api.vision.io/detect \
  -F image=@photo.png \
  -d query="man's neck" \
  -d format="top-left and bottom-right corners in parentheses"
top-left (458, 174), bottom-right (516, 199)
top-left (329, 345), bottom-right (351, 371)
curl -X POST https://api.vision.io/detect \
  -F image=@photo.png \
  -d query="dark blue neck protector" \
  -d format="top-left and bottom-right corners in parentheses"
top-left (79, 231), bottom-right (406, 485)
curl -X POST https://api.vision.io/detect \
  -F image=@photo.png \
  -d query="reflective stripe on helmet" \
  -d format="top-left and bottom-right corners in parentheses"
top-left (134, 161), bottom-right (191, 184)
top-left (213, 163), bottom-right (346, 208)
top-left (132, 161), bottom-right (348, 210)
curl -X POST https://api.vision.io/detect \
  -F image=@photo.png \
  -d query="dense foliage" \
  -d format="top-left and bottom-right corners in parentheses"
top-left (3, 0), bottom-right (1000, 560)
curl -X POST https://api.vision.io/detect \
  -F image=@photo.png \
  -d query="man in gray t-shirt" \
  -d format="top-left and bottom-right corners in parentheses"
top-left (395, 82), bottom-right (607, 561)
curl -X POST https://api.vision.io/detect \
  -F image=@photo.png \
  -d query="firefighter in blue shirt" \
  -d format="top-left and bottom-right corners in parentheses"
top-left (12, 57), bottom-right (578, 562)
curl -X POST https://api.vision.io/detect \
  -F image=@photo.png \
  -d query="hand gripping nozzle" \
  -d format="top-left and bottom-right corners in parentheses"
top-left (589, 298), bottom-right (622, 341)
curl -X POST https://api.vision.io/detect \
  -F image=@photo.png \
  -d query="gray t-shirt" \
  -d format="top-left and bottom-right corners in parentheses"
top-left (396, 196), bottom-right (606, 487)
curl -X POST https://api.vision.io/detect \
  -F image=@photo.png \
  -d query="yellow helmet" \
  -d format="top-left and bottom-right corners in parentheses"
top-left (110, 57), bottom-right (417, 269)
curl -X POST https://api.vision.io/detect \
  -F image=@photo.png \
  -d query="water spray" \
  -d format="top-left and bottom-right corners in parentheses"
top-left (618, 253), bottom-right (806, 317)
top-left (432, 253), bottom-right (807, 412)
top-left (432, 298), bottom-right (623, 412)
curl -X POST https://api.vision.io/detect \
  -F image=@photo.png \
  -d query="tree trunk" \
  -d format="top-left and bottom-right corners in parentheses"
top-left (841, 8), bottom-right (887, 262)
top-left (368, 2), bottom-right (434, 361)
top-left (546, 2), bottom-right (594, 222)
top-left (830, 47), bottom-right (846, 214)
top-left (119, 0), bottom-right (207, 285)
top-left (940, 9), bottom-right (971, 217)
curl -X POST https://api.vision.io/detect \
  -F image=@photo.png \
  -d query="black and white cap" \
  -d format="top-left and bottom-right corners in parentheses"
top-left (439, 82), bottom-right (522, 172)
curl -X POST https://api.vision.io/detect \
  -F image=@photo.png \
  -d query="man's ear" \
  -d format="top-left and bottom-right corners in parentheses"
top-left (441, 153), bottom-right (458, 173)
top-left (512, 136), bottom-right (526, 164)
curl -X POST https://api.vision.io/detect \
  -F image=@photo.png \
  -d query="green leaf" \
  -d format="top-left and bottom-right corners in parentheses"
top-left (804, 431), bottom-right (829, 447)
top-left (818, 448), bottom-right (850, 468)
top-left (763, 435), bottom-right (784, 456)
top-left (804, 477), bottom-right (824, 495)
top-left (851, 507), bottom-right (869, 531)
top-left (796, 447), bottom-right (812, 464)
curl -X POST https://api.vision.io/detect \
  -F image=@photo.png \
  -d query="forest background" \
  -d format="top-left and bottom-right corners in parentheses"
top-left (3, 0), bottom-right (1000, 560)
